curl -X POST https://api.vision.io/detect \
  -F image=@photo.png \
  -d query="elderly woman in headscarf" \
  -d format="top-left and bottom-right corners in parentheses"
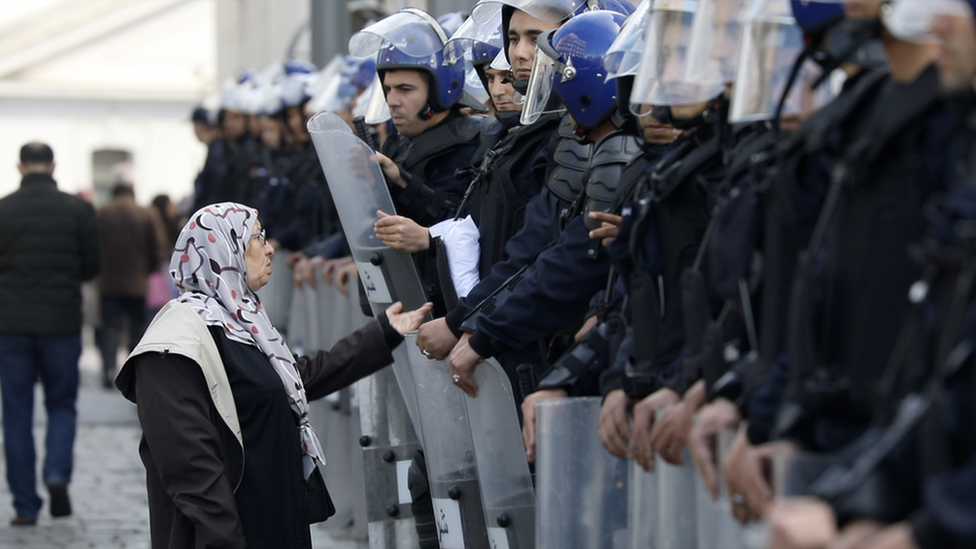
top-left (116, 202), bottom-right (431, 549)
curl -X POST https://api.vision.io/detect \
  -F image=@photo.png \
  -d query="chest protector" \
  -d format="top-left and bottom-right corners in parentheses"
top-left (547, 115), bottom-right (593, 227)
top-left (581, 131), bottom-right (643, 232)
top-left (474, 114), bottom-right (562, 277)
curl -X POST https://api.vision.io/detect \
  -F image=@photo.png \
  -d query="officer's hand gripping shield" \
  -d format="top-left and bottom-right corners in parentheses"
top-left (536, 397), bottom-right (630, 549)
top-left (464, 357), bottom-right (537, 549)
top-left (401, 334), bottom-right (491, 549)
top-left (308, 111), bottom-right (428, 548)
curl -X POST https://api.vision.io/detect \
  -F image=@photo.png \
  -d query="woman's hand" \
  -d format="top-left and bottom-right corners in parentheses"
top-left (375, 211), bottom-right (430, 253)
top-left (385, 301), bottom-right (433, 335)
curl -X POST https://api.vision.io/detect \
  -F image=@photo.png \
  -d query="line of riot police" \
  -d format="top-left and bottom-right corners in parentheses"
top-left (190, 1), bottom-right (976, 548)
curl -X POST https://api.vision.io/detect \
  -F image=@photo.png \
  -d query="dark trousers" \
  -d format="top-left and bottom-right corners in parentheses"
top-left (0, 334), bottom-right (80, 519)
top-left (96, 296), bottom-right (146, 381)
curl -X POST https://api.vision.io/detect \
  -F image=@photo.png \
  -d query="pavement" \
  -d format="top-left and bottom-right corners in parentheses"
top-left (0, 332), bottom-right (369, 549)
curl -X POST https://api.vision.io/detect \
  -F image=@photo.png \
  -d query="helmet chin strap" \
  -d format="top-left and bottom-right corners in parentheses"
top-left (419, 103), bottom-right (435, 120)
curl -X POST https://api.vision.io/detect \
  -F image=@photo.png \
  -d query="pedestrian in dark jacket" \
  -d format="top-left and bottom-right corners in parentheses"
top-left (115, 203), bottom-right (431, 549)
top-left (0, 142), bottom-right (100, 525)
top-left (96, 182), bottom-right (162, 388)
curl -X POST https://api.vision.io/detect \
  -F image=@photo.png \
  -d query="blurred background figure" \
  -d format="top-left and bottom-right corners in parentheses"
top-left (95, 168), bottom-right (163, 389)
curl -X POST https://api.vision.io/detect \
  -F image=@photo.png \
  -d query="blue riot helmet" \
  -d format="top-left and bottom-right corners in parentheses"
top-left (522, 10), bottom-right (628, 141)
top-left (349, 8), bottom-right (465, 115)
top-left (444, 12), bottom-right (504, 113)
top-left (350, 58), bottom-right (376, 91)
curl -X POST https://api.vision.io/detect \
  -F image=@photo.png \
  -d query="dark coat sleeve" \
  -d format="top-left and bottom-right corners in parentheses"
top-left (296, 316), bottom-right (403, 400)
top-left (133, 353), bottom-right (247, 549)
top-left (468, 214), bottom-right (609, 358)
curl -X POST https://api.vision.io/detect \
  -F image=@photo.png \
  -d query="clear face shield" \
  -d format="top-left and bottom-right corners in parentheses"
top-left (445, 11), bottom-right (504, 66)
top-left (471, 0), bottom-right (583, 24)
top-left (730, 0), bottom-right (832, 123)
top-left (519, 30), bottom-right (561, 124)
top-left (631, 0), bottom-right (727, 114)
top-left (348, 8), bottom-right (448, 59)
top-left (685, 0), bottom-right (750, 84)
top-left (362, 72), bottom-right (392, 124)
top-left (604, 0), bottom-right (651, 82)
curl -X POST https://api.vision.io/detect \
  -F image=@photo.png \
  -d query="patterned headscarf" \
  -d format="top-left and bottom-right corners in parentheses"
top-left (170, 202), bottom-right (324, 479)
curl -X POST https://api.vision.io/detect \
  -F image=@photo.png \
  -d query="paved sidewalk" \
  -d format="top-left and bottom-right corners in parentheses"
top-left (0, 343), bottom-right (367, 549)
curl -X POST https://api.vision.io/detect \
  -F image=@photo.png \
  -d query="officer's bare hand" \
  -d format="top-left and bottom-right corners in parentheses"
top-left (833, 522), bottom-right (918, 549)
top-left (632, 387), bottom-right (680, 471)
top-left (651, 380), bottom-right (707, 465)
top-left (321, 256), bottom-right (354, 285)
top-left (724, 429), bottom-right (795, 523)
top-left (334, 261), bottom-right (359, 296)
top-left (385, 301), bottom-right (434, 336)
top-left (416, 317), bottom-right (458, 360)
top-left (575, 315), bottom-right (599, 341)
top-left (448, 333), bottom-right (482, 397)
top-left (599, 389), bottom-right (634, 459)
top-left (588, 212), bottom-right (623, 246)
top-left (688, 397), bottom-right (741, 499)
top-left (375, 210), bottom-right (430, 253)
top-left (291, 255), bottom-right (314, 289)
top-left (521, 388), bottom-right (568, 463)
top-left (826, 520), bottom-right (884, 549)
top-left (373, 152), bottom-right (407, 188)
top-left (766, 497), bottom-right (837, 549)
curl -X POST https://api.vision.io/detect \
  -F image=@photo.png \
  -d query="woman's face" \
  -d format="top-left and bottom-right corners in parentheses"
top-left (245, 221), bottom-right (274, 292)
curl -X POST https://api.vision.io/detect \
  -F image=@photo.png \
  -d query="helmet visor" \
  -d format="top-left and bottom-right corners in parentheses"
top-left (445, 11), bottom-right (504, 66)
top-left (685, 0), bottom-right (749, 84)
top-left (604, 0), bottom-right (651, 81)
top-left (349, 9), bottom-right (447, 58)
top-left (472, 0), bottom-right (583, 24)
top-left (730, 1), bottom-right (828, 123)
top-left (362, 73), bottom-right (392, 124)
top-left (519, 35), bottom-right (559, 124)
top-left (631, 0), bottom-right (727, 112)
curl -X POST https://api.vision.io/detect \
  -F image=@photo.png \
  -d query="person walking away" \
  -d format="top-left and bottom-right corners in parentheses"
top-left (0, 142), bottom-right (100, 524)
top-left (96, 182), bottom-right (162, 388)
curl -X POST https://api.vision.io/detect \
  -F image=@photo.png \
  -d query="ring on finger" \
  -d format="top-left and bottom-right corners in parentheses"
top-left (452, 374), bottom-right (461, 383)
top-left (421, 349), bottom-right (432, 358)
top-left (731, 493), bottom-right (746, 507)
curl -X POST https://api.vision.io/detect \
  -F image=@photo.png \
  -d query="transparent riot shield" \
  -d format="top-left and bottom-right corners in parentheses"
top-left (307, 111), bottom-right (429, 428)
top-left (536, 397), bottom-right (629, 549)
top-left (628, 461), bottom-right (656, 548)
top-left (465, 357), bottom-right (537, 549)
top-left (308, 111), bottom-right (428, 548)
top-left (402, 333), bottom-right (490, 549)
top-left (655, 408), bottom-right (698, 549)
top-left (697, 429), bottom-right (746, 549)
top-left (356, 368), bottom-right (421, 548)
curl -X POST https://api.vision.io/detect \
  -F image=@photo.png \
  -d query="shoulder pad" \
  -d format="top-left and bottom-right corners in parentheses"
top-left (453, 114), bottom-right (488, 143)
top-left (589, 131), bottom-right (642, 168)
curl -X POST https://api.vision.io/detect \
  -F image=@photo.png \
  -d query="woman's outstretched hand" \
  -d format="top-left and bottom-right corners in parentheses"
top-left (385, 301), bottom-right (433, 335)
